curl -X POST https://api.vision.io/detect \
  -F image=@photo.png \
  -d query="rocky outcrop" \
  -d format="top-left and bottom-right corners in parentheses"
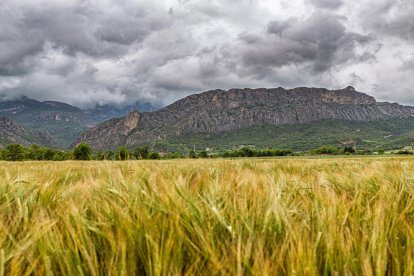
top-left (75, 112), bottom-right (140, 150)
top-left (0, 117), bottom-right (56, 148)
top-left (75, 87), bottom-right (414, 150)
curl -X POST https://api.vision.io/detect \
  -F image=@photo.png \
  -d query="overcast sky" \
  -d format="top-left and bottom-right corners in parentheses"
top-left (0, 0), bottom-right (413, 107)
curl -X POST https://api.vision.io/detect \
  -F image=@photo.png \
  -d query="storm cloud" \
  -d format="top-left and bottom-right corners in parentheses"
top-left (0, 0), bottom-right (413, 107)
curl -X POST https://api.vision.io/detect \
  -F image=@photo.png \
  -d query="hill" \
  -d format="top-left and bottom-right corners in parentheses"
top-left (75, 86), bottom-right (414, 151)
top-left (0, 116), bottom-right (55, 148)
top-left (0, 96), bottom-right (158, 148)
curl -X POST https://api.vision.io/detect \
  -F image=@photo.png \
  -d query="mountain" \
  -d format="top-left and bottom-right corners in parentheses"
top-left (0, 116), bottom-right (55, 148)
top-left (74, 86), bottom-right (414, 151)
top-left (0, 96), bottom-right (158, 148)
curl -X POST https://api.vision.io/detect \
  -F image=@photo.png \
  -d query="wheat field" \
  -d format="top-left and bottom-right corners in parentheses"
top-left (1, 157), bottom-right (414, 275)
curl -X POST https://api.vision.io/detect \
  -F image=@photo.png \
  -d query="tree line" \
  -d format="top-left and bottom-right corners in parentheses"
top-left (0, 143), bottom-right (405, 161)
top-left (0, 143), bottom-right (166, 161)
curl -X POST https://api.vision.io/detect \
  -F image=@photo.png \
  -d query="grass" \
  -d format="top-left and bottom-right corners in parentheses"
top-left (1, 157), bottom-right (414, 275)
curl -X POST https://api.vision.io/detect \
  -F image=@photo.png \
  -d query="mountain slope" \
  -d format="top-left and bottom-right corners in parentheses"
top-left (155, 118), bottom-right (414, 152)
top-left (0, 117), bottom-right (56, 148)
top-left (75, 87), bottom-right (414, 151)
top-left (0, 96), bottom-right (158, 148)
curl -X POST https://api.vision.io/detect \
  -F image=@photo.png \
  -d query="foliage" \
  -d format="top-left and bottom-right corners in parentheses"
top-left (4, 144), bottom-right (26, 161)
top-left (73, 143), bottom-right (93, 160)
top-left (161, 118), bottom-right (414, 152)
top-left (311, 146), bottom-right (342, 155)
top-left (189, 150), bottom-right (197, 159)
top-left (134, 146), bottom-right (150, 160)
top-left (397, 150), bottom-right (413, 155)
top-left (198, 150), bottom-right (209, 158)
top-left (95, 150), bottom-right (106, 160)
top-left (116, 146), bottom-right (130, 160)
top-left (222, 147), bottom-right (293, 158)
top-left (148, 152), bottom-right (161, 160)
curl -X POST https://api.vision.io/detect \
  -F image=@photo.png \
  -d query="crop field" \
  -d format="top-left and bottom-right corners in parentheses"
top-left (1, 157), bottom-right (414, 275)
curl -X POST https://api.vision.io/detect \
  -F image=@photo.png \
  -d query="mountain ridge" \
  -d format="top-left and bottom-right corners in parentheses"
top-left (74, 86), bottom-right (414, 151)
top-left (0, 116), bottom-right (56, 148)
top-left (0, 95), bottom-right (158, 147)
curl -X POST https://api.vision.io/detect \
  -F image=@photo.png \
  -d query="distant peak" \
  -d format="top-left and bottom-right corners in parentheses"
top-left (346, 86), bottom-right (356, 91)
top-left (19, 95), bottom-right (30, 100)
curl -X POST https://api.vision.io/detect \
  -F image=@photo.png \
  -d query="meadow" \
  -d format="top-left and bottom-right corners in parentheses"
top-left (1, 157), bottom-right (414, 275)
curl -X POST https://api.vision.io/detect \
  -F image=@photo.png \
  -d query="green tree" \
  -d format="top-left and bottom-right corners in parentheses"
top-left (134, 146), bottom-right (150, 160)
top-left (116, 146), bottom-right (130, 160)
top-left (189, 150), bottom-right (197, 159)
top-left (95, 150), bottom-right (106, 160)
top-left (44, 148), bottom-right (56, 160)
top-left (198, 150), bottom-right (208, 158)
top-left (5, 144), bottom-right (26, 161)
top-left (73, 143), bottom-right (93, 160)
top-left (27, 144), bottom-right (46, 160)
top-left (106, 150), bottom-right (115, 160)
top-left (148, 152), bottom-right (161, 160)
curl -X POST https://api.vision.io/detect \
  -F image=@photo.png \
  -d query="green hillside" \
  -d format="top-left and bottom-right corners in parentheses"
top-left (154, 118), bottom-right (414, 152)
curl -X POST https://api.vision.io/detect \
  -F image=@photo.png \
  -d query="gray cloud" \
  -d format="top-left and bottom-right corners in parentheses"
top-left (309, 0), bottom-right (343, 9)
top-left (238, 13), bottom-right (371, 74)
top-left (0, 0), bottom-right (413, 107)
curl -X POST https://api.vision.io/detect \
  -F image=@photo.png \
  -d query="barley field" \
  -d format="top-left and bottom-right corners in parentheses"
top-left (1, 157), bottom-right (414, 275)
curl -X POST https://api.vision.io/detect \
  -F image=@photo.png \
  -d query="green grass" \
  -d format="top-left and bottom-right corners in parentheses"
top-left (1, 157), bottom-right (414, 274)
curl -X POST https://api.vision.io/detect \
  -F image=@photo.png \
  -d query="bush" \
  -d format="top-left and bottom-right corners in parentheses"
top-left (73, 143), bottom-right (93, 160)
top-left (148, 152), bottom-right (161, 160)
top-left (396, 150), bottom-right (413, 155)
top-left (198, 151), bottom-right (209, 158)
top-left (311, 146), bottom-right (341, 155)
top-left (134, 146), bottom-right (150, 160)
top-left (5, 144), bottom-right (26, 161)
top-left (116, 146), bottom-right (130, 160)
top-left (189, 150), bottom-right (197, 159)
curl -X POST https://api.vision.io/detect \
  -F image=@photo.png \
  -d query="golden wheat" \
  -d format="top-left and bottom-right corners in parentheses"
top-left (1, 157), bottom-right (414, 275)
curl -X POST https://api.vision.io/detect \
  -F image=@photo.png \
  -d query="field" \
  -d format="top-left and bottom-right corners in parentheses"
top-left (1, 157), bottom-right (414, 275)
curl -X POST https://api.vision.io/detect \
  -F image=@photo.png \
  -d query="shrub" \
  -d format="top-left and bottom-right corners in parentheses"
top-left (116, 146), bottom-right (130, 160)
top-left (5, 144), bottom-right (26, 161)
top-left (148, 152), bottom-right (161, 160)
top-left (73, 143), bottom-right (93, 160)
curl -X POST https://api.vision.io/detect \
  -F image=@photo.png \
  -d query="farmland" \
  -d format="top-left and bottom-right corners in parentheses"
top-left (1, 157), bottom-right (414, 275)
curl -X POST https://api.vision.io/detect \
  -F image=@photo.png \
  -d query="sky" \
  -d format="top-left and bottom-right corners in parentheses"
top-left (0, 0), bottom-right (413, 108)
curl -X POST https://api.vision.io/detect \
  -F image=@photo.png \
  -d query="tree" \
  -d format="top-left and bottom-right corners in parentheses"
top-left (134, 146), bottom-right (150, 160)
top-left (148, 152), bottom-right (161, 160)
top-left (106, 150), bottom-right (115, 160)
top-left (5, 144), bottom-right (26, 161)
top-left (198, 150), bottom-right (208, 158)
top-left (95, 150), bottom-right (106, 160)
top-left (73, 143), bottom-right (93, 160)
top-left (343, 146), bottom-right (356, 154)
top-left (116, 146), bottom-right (130, 160)
top-left (189, 150), bottom-right (197, 159)
top-left (27, 144), bottom-right (46, 160)
top-left (44, 148), bottom-right (56, 160)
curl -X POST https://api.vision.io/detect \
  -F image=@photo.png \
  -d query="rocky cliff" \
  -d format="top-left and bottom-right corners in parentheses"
top-left (0, 117), bottom-right (56, 148)
top-left (75, 87), bottom-right (414, 150)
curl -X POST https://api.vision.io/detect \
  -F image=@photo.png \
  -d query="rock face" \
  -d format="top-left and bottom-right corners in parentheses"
top-left (75, 87), bottom-right (414, 150)
top-left (0, 117), bottom-right (56, 148)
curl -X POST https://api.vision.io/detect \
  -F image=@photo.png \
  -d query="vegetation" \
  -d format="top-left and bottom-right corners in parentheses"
top-left (73, 143), bottom-right (93, 160)
top-left (159, 118), bottom-right (414, 152)
top-left (0, 142), bottom-right (413, 162)
top-left (222, 147), bottom-right (292, 157)
top-left (1, 158), bottom-right (414, 274)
